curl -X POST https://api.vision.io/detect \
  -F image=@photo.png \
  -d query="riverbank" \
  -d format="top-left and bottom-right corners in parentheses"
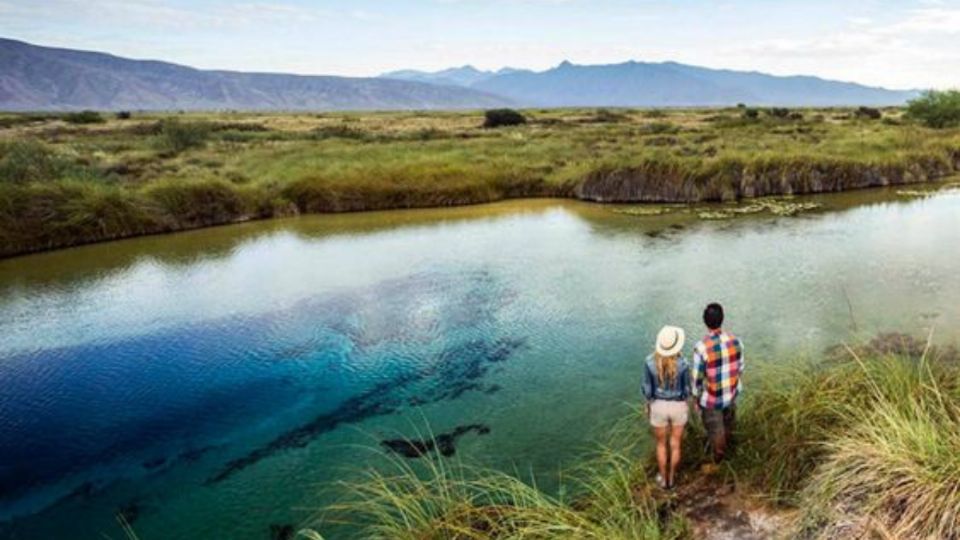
top-left (2, 107), bottom-right (960, 257)
top-left (305, 334), bottom-right (960, 539)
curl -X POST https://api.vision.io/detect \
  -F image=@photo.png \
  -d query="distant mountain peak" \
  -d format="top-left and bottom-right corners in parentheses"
top-left (1, 38), bottom-right (919, 111)
top-left (0, 39), bottom-right (512, 111)
top-left (471, 59), bottom-right (918, 107)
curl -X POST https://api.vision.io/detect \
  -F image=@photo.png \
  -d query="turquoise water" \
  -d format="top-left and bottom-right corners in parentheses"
top-left (1, 187), bottom-right (959, 539)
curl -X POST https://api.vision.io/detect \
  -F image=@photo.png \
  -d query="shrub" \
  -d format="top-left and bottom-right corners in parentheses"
top-left (63, 110), bottom-right (105, 124)
top-left (116, 111), bottom-right (132, 120)
top-left (854, 106), bottom-right (882, 120)
top-left (0, 181), bottom-right (152, 255)
top-left (483, 108), bottom-right (526, 128)
top-left (144, 178), bottom-right (249, 227)
top-left (309, 124), bottom-right (370, 141)
top-left (641, 121), bottom-right (677, 134)
top-left (767, 107), bottom-right (791, 119)
top-left (155, 120), bottom-right (212, 154)
top-left (906, 90), bottom-right (960, 128)
top-left (742, 108), bottom-right (760, 119)
top-left (0, 140), bottom-right (75, 183)
top-left (794, 352), bottom-right (960, 538)
top-left (591, 108), bottom-right (629, 123)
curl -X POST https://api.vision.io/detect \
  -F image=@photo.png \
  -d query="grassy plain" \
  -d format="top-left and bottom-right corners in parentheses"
top-left (2, 107), bottom-right (959, 256)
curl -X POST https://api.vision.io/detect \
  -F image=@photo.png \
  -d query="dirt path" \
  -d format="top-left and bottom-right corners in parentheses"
top-left (656, 473), bottom-right (792, 539)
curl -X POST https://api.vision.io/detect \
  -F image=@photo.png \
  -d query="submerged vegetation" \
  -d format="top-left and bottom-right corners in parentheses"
top-left (1, 106), bottom-right (959, 256)
top-left (307, 335), bottom-right (960, 539)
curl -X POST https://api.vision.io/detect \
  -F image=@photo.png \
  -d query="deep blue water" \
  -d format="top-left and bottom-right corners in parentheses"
top-left (1, 191), bottom-right (959, 539)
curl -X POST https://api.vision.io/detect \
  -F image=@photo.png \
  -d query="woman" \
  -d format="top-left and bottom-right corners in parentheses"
top-left (642, 325), bottom-right (692, 489)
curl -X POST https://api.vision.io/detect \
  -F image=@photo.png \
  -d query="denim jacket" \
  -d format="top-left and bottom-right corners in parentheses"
top-left (641, 354), bottom-right (692, 401)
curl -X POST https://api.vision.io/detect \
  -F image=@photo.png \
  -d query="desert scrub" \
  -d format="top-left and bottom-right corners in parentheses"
top-left (63, 110), bottom-right (105, 124)
top-left (483, 109), bottom-right (527, 128)
top-left (155, 119), bottom-right (212, 155)
top-left (0, 140), bottom-right (80, 183)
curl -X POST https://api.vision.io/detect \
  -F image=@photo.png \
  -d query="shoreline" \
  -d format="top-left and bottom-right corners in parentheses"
top-left (3, 107), bottom-right (959, 259)
top-left (2, 170), bottom-right (957, 261)
top-left (307, 334), bottom-right (960, 539)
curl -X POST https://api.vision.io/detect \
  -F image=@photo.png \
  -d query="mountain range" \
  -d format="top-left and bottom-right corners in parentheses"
top-left (0, 37), bottom-right (919, 111)
top-left (0, 38), bottom-right (509, 111)
top-left (382, 61), bottom-right (919, 107)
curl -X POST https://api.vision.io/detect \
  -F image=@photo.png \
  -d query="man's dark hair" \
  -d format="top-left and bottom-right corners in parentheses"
top-left (703, 303), bottom-right (724, 330)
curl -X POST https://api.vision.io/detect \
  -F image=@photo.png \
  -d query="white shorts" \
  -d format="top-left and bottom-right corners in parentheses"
top-left (649, 400), bottom-right (689, 428)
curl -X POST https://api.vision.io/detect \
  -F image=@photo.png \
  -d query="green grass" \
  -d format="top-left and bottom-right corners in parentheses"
top-left (1, 107), bottom-right (959, 256)
top-left (298, 335), bottom-right (960, 539)
top-left (310, 416), bottom-right (688, 540)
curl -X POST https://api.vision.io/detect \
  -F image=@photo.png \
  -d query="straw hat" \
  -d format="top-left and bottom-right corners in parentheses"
top-left (655, 325), bottom-right (685, 356)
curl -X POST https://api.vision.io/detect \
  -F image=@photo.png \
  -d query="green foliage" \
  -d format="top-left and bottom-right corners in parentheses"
top-left (64, 110), bottom-right (105, 124)
top-left (767, 107), bottom-right (790, 118)
top-left (906, 90), bottom-right (960, 128)
top-left (143, 177), bottom-right (248, 227)
top-left (0, 140), bottom-right (76, 183)
top-left (0, 181), bottom-right (152, 254)
top-left (310, 418), bottom-right (688, 539)
top-left (742, 108), bottom-right (759, 119)
top-left (855, 106), bottom-right (882, 120)
top-left (155, 119), bottom-right (212, 154)
top-left (591, 108), bottom-right (629, 123)
top-left (483, 108), bottom-right (527, 128)
top-left (309, 124), bottom-right (371, 141)
top-left (116, 111), bottom-right (132, 120)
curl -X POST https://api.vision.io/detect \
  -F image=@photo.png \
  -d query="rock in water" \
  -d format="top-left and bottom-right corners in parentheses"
top-left (381, 424), bottom-right (491, 459)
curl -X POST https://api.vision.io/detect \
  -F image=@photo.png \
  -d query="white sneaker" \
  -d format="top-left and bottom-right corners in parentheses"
top-left (655, 473), bottom-right (667, 489)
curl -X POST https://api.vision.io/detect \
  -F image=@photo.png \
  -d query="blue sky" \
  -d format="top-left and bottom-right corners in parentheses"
top-left (1, 0), bottom-right (958, 89)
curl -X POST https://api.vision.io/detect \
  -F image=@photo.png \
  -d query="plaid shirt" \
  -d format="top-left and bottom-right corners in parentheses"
top-left (692, 329), bottom-right (744, 410)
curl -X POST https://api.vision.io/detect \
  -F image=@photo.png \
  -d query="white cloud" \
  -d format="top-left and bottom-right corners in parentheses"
top-left (723, 6), bottom-right (960, 89)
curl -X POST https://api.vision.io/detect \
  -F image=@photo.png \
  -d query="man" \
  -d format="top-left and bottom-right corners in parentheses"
top-left (692, 303), bottom-right (743, 464)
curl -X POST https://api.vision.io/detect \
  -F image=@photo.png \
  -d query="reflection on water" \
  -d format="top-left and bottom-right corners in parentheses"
top-left (1, 185), bottom-right (959, 539)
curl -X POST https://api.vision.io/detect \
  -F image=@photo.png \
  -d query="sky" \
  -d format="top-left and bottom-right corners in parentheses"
top-left (1, 0), bottom-right (958, 89)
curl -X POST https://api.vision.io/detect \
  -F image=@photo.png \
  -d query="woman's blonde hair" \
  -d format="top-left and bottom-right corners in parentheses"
top-left (654, 352), bottom-right (678, 389)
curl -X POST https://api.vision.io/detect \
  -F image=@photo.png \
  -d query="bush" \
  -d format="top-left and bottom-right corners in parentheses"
top-left (0, 140), bottom-right (75, 183)
top-left (0, 181), bottom-right (153, 255)
top-left (483, 108), bottom-right (526, 128)
top-left (742, 108), bottom-right (760, 119)
top-left (63, 110), bottom-right (105, 124)
top-left (794, 352), bottom-right (960, 538)
top-left (855, 106), bottom-right (882, 120)
top-left (155, 120), bottom-right (211, 154)
top-left (767, 107), bottom-right (791, 119)
top-left (116, 111), bottom-right (132, 120)
top-left (906, 90), bottom-right (960, 128)
top-left (144, 178), bottom-right (248, 227)
top-left (591, 108), bottom-right (629, 123)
